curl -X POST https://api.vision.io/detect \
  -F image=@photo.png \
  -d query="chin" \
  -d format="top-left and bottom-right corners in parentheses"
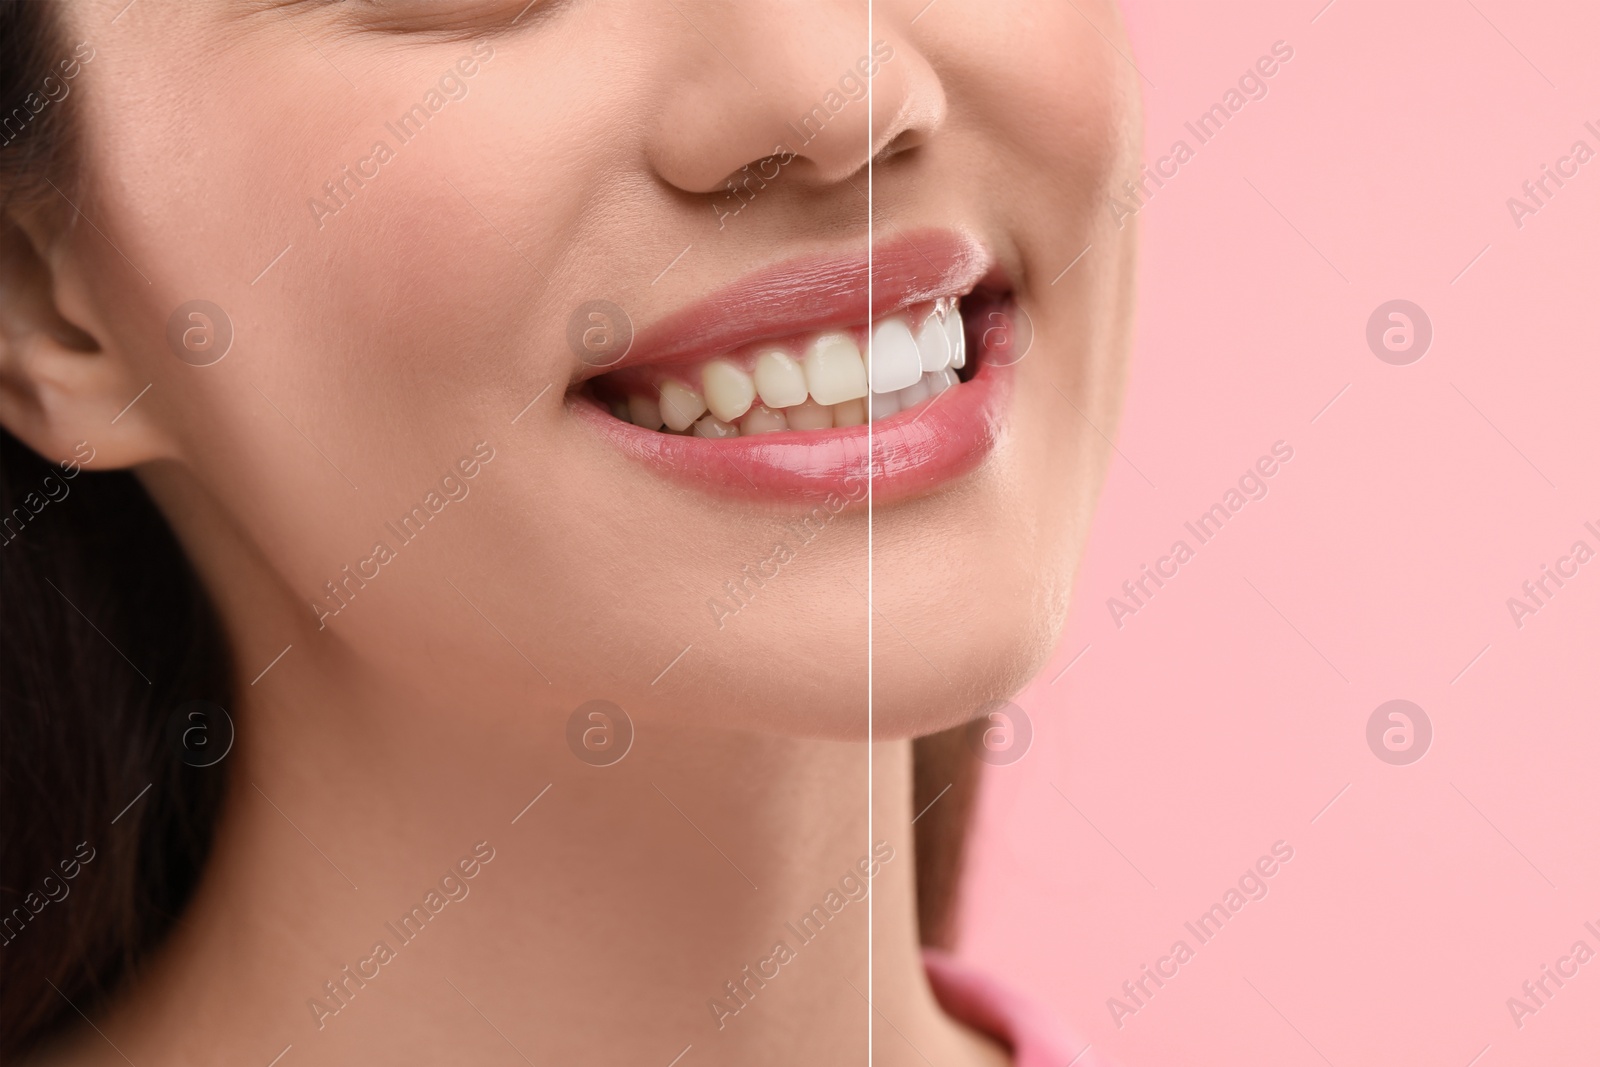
top-left (867, 535), bottom-right (1076, 741)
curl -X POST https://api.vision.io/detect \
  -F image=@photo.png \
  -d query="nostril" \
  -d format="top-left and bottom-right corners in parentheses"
top-left (710, 152), bottom-right (793, 216)
top-left (719, 155), bottom-right (782, 189)
top-left (872, 128), bottom-right (926, 167)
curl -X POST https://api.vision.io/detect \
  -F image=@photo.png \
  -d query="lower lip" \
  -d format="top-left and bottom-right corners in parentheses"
top-left (571, 354), bottom-right (1013, 505)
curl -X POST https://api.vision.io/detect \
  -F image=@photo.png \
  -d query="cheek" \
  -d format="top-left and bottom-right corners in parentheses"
top-left (258, 55), bottom-right (650, 445)
top-left (866, 0), bottom-right (1137, 727)
top-left (938, 0), bottom-right (1140, 208)
top-left (71, 34), bottom-right (628, 588)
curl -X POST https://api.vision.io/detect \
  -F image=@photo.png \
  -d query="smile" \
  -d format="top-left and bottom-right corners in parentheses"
top-left (587, 297), bottom-right (969, 437)
top-left (570, 230), bottom-right (1017, 504)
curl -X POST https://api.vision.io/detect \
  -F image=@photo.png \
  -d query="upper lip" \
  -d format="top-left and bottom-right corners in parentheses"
top-left (578, 228), bottom-right (997, 378)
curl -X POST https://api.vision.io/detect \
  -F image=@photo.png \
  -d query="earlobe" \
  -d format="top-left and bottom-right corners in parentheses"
top-left (0, 210), bottom-right (174, 470)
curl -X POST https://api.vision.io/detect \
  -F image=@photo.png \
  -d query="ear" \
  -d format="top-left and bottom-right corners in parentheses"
top-left (0, 205), bottom-right (174, 470)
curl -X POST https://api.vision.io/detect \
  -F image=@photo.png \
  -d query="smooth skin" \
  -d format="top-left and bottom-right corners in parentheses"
top-left (0, 1), bottom-right (1139, 1064)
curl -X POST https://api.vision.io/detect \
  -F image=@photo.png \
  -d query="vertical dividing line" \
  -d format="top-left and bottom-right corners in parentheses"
top-left (865, 1), bottom-right (875, 1063)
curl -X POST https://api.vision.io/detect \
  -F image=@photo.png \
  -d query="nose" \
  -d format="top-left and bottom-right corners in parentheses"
top-left (646, 7), bottom-right (946, 196)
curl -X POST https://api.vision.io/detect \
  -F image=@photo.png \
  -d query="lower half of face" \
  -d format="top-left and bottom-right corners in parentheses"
top-left (82, 0), bottom-right (1140, 740)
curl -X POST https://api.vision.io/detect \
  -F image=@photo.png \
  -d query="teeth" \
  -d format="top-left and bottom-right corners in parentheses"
top-left (627, 393), bottom-right (664, 430)
top-left (868, 318), bottom-right (922, 394)
top-left (804, 333), bottom-right (869, 406)
top-left (659, 379), bottom-right (707, 432)
top-left (786, 398), bottom-right (834, 431)
top-left (702, 359), bottom-right (756, 423)
top-left (945, 304), bottom-right (966, 370)
top-left (610, 300), bottom-right (969, 438)
top-left (916, 313), bottom-right (952, 372)
top-left (753, 349), bottom-right (809, 409)
top-left (896, 375), bottom-right (931, 411)
top-left (692, 415), bottom-right (740, 438)
top-left (832, 398), bottom-right (867, 426)
top-left (639, 368), bottom-right (954, 438)
top-left (869, 391), bottom-right (900, 422)
top-left (739, 402), bottom-right (788, 435)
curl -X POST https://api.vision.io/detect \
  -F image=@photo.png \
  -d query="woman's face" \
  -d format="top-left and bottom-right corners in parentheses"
top-left (59, 0), bottom-right (1138, 738)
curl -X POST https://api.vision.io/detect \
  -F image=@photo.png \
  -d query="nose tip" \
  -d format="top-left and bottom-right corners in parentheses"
top-left (874, 125), bottom-right (930, 167)
top-left (646, 22), bottom-right (944, 199)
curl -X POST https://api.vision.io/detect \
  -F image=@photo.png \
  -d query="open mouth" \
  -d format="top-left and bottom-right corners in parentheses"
top-left (571, 230), bottom-right (1018, 501)
top-left (583, 290), bottom-right (1007, 438)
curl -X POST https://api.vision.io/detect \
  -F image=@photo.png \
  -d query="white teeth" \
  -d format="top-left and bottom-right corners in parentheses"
top-left (915, 313), bottom-right (952, 372)
top-left (831, 398), bottom-right (867, 426)
top-left (896, 375), bottom-right (930, 411)
top-left (739, 402), bottom-right (788, 436)
top-left (871, 370), bottom-right (951, 423)
top-left (627, 393), bottom-right (664, 430)
top-left (702, 359), bottom-right (756, 423)
top-left (691, 415), bottom-right (740, 438)
top-left (608, 300), bottom-right (966, 437)
top-left (804, 332), bottom-right (869, 406)
top-left (753, 349), bottom-right (809, 409)
top-left (658, 379), bottom-right (707, 432)
top-left (868, 317), bottom-right (922, 394)
top-left (945, 304), bottom-right (966, 370)
top-left (786, 398), bottom-right (834, 431)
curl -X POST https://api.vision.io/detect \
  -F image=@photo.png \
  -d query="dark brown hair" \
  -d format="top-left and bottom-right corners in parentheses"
top-left (0, 2), bottom-right (975, 1057)
top-left (1, 2), bottom-right (232, 1058)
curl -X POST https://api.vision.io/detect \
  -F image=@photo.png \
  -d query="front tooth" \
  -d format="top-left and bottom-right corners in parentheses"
top-left (804, 333), bottom-right (868, 405)
top-left (658, 379), bottom-right (708, 432)
top-left (785, 398), bottom-right (834, 430)
top-left (753, 349), bottom-right (808, 408)
top-left (868, 317), bottom-right (923, 393)
top-left (739, 403), bottom-right (788, 435)
top-left (702, 359), bottom-right (756, 422)
top-left (896, 375), bottom-right (930, 411)
top-left (691, 415), bottom-right (740, 438)
top-left (831, 398), bottom-right (867, 426)
top-left (915, 314), bottom-right (952, 372)
top-left (945, 304), bottom-right (966, 370)
top-left (627, 394), bottom-right (664, 430)
top-left (869, 391), bottom-right (901, 422)
top-left (924, 368), bottom-right (957, 397)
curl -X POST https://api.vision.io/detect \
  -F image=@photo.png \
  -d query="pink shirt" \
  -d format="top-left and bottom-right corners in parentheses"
top-left (924, 949), bottom-right (1106, 1067)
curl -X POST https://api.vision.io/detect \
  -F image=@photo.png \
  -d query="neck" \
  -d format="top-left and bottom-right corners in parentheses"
top-left (65, 654), bottom-right (1001, 1067)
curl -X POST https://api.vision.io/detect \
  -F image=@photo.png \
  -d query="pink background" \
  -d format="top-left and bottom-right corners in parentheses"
top-left (960, 1), bottom-right (1600, 1063)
